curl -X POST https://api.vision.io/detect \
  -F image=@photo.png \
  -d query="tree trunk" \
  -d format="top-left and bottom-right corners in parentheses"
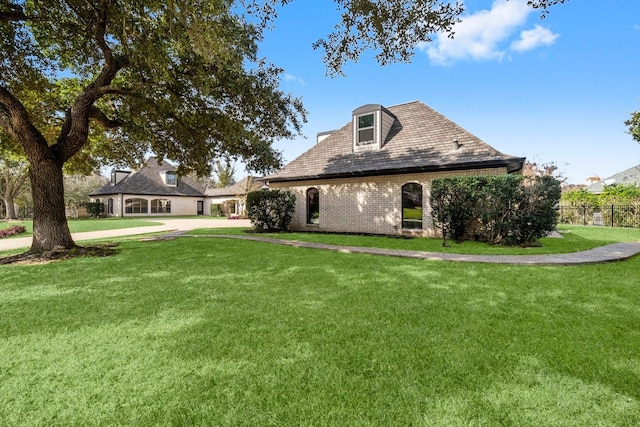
top-left (3, 197), bottom-right (17, 219)
top-left (29, 158), bottom-right (75, 252)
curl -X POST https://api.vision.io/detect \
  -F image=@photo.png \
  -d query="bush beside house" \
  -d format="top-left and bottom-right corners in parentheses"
top-left (431, 175), bottom-right (561, 246)
top-left (246, 190), bottom-right (296, 232)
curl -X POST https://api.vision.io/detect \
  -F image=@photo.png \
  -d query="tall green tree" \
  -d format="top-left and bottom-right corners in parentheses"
top-left (63, 173), bottom-right (108, 206)
top-left (0, 1), bottom-right (306, 252)
top-left (0, 0), bottom-right (564, 253)
top-left (0, 151), bottom-right (29, 219)
top-left (211, 158), bottom-right (237, 188)
top-left (626, 111), bottom-right (640, 144)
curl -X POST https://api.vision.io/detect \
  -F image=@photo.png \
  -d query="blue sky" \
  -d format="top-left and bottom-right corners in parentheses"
top-left (253, 0), bottom-right (640, 185)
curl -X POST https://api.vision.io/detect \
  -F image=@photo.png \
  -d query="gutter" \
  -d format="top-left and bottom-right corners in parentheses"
top-left (266, 157), bottom-right (526, 183)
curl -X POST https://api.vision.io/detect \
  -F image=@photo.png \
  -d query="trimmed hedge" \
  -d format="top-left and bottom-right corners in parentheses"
top-left (431, 175), bottom-right (561, 246)
top-left (246, 190), bottom-right (296, 232)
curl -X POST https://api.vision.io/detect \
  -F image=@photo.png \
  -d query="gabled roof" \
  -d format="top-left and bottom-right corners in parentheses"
top-left (266, 100), bottom-right (525, 182)
top-left (587, 164), bottom-right (640, 193)
top-left (205, 176), bottom-right (262, 197)
top-left (90, 157), bottom-right (205, 197)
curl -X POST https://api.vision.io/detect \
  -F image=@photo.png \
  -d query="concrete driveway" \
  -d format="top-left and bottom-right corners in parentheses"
top-left (0, 218), bottom-right (251, 252)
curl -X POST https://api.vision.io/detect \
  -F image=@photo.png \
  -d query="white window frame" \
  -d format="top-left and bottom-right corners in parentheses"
top-left (356, 113), bottom-right (375, 145)
top-left (166, 172), bottom-right (178, 187)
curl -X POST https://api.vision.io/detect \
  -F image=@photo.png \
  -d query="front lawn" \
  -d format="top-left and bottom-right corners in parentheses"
top-left (0, 218), bottom-right (161, 238)
top-left (1, 236), bottom-right (638, 425)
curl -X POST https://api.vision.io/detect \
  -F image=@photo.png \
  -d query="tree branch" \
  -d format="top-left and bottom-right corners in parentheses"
top-left (55, 2), bottom-right (128, 162)
top-left (88, 106), bottom-right (122, 129)
top-left (0, 3), bottom-right (27, 22)
top-left (0, 86), bottom-right (50, 161)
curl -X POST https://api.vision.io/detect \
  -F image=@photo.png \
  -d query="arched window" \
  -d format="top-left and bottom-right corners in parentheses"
top-left (402, 183), bottom-right (422, 230)
top-left (151, 199), bottom-right (171, 214)
top-left (125, 198), bottom-right (148, 214)
top-left (107, 198), bottom-right (114, 215)
top-left (307, 188), bottom-right (319, 225)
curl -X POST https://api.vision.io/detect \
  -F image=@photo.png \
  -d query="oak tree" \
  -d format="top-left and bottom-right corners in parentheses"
top-left (0, 150), bottom-right (29, 219)
top-left (0, 0), bottom-right (564, 253)
top-left (626, 111), bottom-right (640, 144)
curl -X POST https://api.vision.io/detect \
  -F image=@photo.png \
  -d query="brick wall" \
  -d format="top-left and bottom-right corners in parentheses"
top-left (269, 168), bottom-right (508, 237)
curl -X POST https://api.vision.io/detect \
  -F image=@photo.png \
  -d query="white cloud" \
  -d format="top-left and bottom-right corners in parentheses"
top-left (285, 73), bottom-right (305, 85)
top-left (511, 25), bottom-right (559, 52)
top-left (421, 0), bottom-right (558, 65)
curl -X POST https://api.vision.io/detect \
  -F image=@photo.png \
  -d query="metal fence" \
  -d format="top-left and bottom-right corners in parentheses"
top-left (558, 205), bottom-right (640, 228)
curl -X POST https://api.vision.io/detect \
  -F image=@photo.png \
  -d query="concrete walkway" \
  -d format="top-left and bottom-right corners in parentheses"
top-left (0, 218), bottom-right (251, 252)
top-left (198, 234), bottom-right (640, 266)
top-left (3, 218), bottom-right (640, 265)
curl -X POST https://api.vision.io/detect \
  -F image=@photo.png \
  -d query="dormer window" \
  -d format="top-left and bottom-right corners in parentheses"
top-left (160, 170), bottom-right (178, 186)
top-left (166, 172), bottom-right (177, 187)
top-left (110, 169), bottom-right (131, 186)
top-left (357, 113), bottom-right (375, 145)
top-left (352, 104), bottom-right (396, 153)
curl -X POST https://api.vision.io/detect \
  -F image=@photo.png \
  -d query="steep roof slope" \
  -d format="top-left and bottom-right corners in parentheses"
top-left (91, 157), bottom-right (205, 197)
top-left (266, 100), bottom-right (524, 182)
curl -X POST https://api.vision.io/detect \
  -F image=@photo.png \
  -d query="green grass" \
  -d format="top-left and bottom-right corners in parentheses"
top-left (1, 235), bottom-right (639, 425)
top-left (188, 224), bottom-right (640, 255)
top-left (0, 218), bottom-right (161, 238)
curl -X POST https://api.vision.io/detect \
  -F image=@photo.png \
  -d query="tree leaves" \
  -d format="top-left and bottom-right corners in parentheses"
top-left (1, 1), bottom-right (307, 176)
top-left (625, 111), bottom-right (640, 144)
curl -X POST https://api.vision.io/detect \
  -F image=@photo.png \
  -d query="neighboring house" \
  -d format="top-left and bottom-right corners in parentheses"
top-left (264, 100), bottom-right (525, 237)
top-left (205, 176), bottom-right (262, 216)
top-left (586, 164), bottom-right (640, 194)
top-left (90, 157), bottom-right (207, 216)
top-left (90, 157), bottom-right (260, 217)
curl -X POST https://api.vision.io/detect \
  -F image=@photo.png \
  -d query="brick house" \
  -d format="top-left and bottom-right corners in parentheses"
top-left (264, 101), bottom-right (525, 237)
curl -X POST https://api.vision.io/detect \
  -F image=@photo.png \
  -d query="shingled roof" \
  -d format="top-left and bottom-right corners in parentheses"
top-left (587, 164), bottom-right (640, 193)
top-left (205, 176), bottom-right (262, 197)
top-left (266, 100), bottom-right (525, 182)
top-left (90, 157), bottom-right (205, 197)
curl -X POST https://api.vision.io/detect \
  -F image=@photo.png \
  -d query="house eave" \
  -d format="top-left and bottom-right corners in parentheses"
top-left (89, 191), bottom-right (204, 198)
top-left (266, 158), bottom-right (526, 183)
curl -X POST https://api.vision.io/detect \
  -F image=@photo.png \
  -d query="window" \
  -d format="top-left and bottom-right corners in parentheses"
top-left (402, 183), bottom-right (422, 230)
top-left (166, 172), bottom-right (177, 186)
top-left (151, 198), bottom-right (171, 214)
top-left (307, 188), bottom-right (319, 225)
top-left (357, 113), bottom-right (375, 145)
top-left (125, 198), bottom-right (148, 214)
top-left (107, 198), bottom-right (114, 215)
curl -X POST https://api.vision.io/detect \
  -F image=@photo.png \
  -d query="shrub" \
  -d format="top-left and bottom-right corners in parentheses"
top-left (501, 176), bottom-right (561, 245)
top-left (246, 190), bottom-right (296, 232)
top-left (430, 175), bottom-right (561, 246)
top-left (431, 177), bottom-right (477, 245)
top-left (599, 184), bottom-right (640, 206)
top-left (0, 225), bottom-right (27, 239)
top-left (561, 188), bottom-right (599, 208)
top-left (210, 204), bottom-right (223, 217)
top-left (86, 202), bottom-right (104, 218)
top-left (474, 175), bottom-right (525, 244)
